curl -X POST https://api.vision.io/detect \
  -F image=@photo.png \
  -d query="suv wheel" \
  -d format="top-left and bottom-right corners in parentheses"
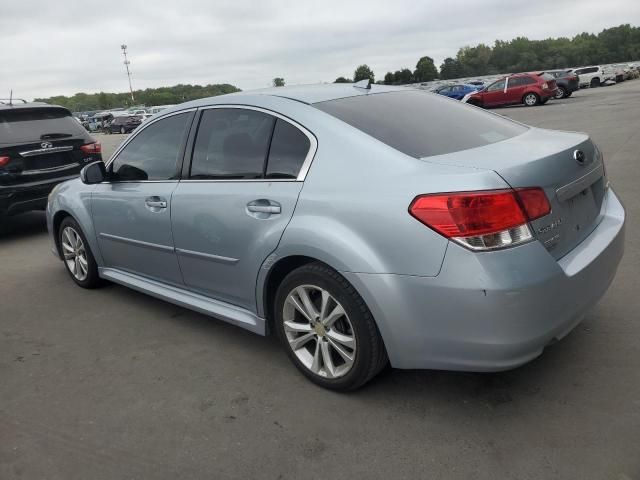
top-left (523, 92), bottom-right (539, 106)
top-left (59, 217), bottom-right (101, 289)
top-left (590, 77), bottom-right (601, 88)
top-left (274, 262), bottom-right (387, 391)
top-left (555, 87), bottom-right (567, 99)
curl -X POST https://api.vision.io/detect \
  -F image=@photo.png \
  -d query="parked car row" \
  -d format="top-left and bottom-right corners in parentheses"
top-left (426, 61), bottom-right (640, 108)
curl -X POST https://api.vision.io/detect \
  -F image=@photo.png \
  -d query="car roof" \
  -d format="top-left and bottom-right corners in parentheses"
top-left (174, 83), bottom-right (410, 108)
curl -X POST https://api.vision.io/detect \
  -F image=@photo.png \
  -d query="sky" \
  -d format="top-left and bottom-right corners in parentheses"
top-left (1, 0), bottom-right (639, 100)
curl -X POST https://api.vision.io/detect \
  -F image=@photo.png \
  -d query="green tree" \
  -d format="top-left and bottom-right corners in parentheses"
top-left (353, 64), bottom-right (375, 83)
top-left (334, 77), bottom-right (352, 83)
top-left (394, 68), bottom-right (414, 84)
top-left (272, 77), bottom-right (285, 87)
top-left (439, 58), bottom-right (463, 79)
top-left (413, 56), bottom-right (438, 82)
top-left (383, 72), bottom-right (395, 85)
top-left (35, 83), bottom-right (241, 112)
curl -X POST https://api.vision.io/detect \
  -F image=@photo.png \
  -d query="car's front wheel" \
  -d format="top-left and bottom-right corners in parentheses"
top-left (274, 262), bottom-right (387, 391)
top-left (523, 92), bottom-right (540, 106)
top-left (58, 217), bottom-right (101, 289)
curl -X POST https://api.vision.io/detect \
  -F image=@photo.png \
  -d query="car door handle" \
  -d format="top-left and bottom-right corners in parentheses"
top-left (145, 197), bottom-right (167, 210)
top-left (246, 200), bottom-right (281, 216)
top-left (247, 204), bottom-right (281, 214)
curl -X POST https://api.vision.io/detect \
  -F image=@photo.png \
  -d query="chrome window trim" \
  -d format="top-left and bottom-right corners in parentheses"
top-left (105, 104), bottom-right (318, 184)
top-left (184, 104), bottom-right (318, 183)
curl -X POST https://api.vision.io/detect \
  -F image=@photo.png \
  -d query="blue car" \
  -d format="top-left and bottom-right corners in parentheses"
top-left (434, 83), bottom-right (482, 100)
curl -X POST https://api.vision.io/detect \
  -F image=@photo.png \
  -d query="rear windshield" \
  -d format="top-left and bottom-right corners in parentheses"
top-left (0, 107), bottom-right (87, 145)
top-left (314, 90), bottom-right (527, 158)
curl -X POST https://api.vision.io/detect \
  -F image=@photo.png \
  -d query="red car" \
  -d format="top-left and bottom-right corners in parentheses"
top-left (466, 73), bottom-right (557, 108)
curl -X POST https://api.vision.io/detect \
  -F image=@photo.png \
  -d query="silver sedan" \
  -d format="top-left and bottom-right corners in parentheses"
top-left (47, 82), bottom-right (625, 390)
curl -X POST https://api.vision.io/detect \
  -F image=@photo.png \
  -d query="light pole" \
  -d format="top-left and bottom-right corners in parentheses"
top-left (121, 44), bottom-right (135, 103)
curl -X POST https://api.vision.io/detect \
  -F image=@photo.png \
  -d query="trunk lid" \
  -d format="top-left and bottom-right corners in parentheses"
top-left (423, 127), bottom-right (606, 260)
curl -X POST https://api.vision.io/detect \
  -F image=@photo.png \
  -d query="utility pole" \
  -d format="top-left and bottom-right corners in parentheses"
top-left (121, 44), bottom-right (135, 103)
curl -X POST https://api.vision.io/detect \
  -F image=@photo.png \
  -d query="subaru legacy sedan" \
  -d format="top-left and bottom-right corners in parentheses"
top-left (47, 83), bottom-right (625, 390)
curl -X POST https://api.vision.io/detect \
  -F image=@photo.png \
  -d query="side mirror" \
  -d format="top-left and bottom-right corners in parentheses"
top-left (80, 161), bottom-right (107, 184)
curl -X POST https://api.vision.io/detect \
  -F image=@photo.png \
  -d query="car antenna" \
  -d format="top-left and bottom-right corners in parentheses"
top-left (353, 79), bottom-right (371, 90)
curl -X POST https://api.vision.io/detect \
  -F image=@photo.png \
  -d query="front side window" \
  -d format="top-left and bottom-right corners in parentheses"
top-left (487, 80), bottom-right (506, 91)
top-left (190, 109), bottom-right (274, 179)
top-left (111, 112), bottom-right (191, 181)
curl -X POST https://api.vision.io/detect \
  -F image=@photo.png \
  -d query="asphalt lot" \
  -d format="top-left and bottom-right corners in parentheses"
top-left (2, 82), bottom-right (639, 480)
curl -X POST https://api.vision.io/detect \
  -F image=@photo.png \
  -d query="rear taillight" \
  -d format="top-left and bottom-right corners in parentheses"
top-left (0, 155), bottom-right (10, 167)
top-left (409, 188), bottom-right (551, 251)
top-left (80, 142), bottom-right (101, 155)
top-left (542, 82), bottom-right (549, 89)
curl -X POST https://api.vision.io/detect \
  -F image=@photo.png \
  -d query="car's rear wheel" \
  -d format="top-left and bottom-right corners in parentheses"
top-left (274, 262), bottom-right (387, 391)
top-left (59, 217), bottom-right (101, 289)
top-left (523, 92), bottom-right (540, 106)
top-left (555, 87), bottom-right (568, 99)
top-left (590, 77), bottom-right (601, 88)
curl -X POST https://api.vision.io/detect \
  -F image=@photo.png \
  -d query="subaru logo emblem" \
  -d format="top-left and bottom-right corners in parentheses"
top-left (41, 141), bottom-right (53, 149)
top-left (573, 150), bottom-right (586, 165)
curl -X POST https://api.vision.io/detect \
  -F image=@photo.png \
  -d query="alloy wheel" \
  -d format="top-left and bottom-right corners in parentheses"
top-left (283, 285), bottom-right (356, 379)
top-left (61, 226), bottom-right (89, 281)
top-left (555, 88), bottom-right (565, 99)
top-left (524, 93), bottom-right (538, 106)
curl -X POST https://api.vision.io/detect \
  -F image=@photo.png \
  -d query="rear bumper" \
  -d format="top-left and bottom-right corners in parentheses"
top-left (344, 188), bottom-right (625, 371)
top-left (0, 174), bottom-right (78, 216)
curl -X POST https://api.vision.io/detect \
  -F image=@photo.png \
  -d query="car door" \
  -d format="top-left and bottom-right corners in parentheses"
top-left (92, 110), bottom-right (195, 286)
top-left (481, 79), bottom-right (507, 106)
top-left (171, 106), bottom-right (316, 312)
top-left (504, 77), bottom-right (526, 104)
top-left (450, 85), bottom-right (464, 100)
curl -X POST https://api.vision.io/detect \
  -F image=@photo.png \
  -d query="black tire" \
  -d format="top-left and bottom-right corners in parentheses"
top-left (523, 92), bottom-right (540, 106)
top-left (120, 126), bottom-right (126, 134)
top-left (540, 98), bottom-right (549, 105)
top-left (565, 91), bottom-right (573, 98)
top-left (590, 77), bottom-right (600, 88)
top-left (58, 216), bottom-right (101, 289)
top-left (555, 86), bottom-right (567, 99)
top-left (274, 262), bottom-right (388, 391)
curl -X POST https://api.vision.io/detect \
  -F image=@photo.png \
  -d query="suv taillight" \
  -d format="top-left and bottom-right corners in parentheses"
top-left (0, 155), bottom-right (10, 167)
top-left (80, 142), bottom-right (101, 155)
top-left (409, 188), bottom-right (551, 251)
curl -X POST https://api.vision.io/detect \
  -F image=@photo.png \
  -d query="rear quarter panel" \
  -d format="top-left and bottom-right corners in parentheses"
top-left (268, 102), bottom-right (511, 276)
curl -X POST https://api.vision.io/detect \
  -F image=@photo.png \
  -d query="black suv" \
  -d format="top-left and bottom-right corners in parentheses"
top-left (544, 70), bottom-right (580, 99)
top-left (0, 100), bottom-right (102, 217)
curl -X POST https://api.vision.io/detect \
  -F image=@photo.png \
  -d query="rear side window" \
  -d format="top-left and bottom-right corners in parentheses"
top-left (315, 91), bottom-right (527, 158)
top-left (191, 109), bottom-right (274, 179)
top-left (111, 112), bottom-right (191, 181)
top-left (266, 119), bottom-right (311, 179)
top-left (0, 107), bottom-right (87, 145)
